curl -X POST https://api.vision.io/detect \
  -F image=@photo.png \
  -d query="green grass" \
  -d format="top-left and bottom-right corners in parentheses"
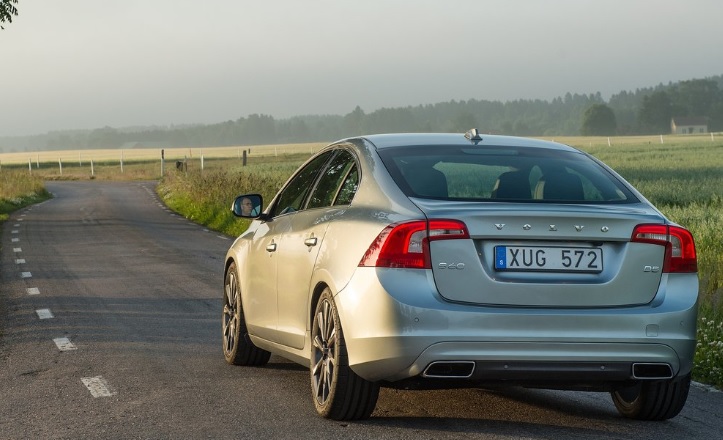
top-left (0, 170), bottom-right (52, 222)
top-left (157, 154), bottom-right (309, 236)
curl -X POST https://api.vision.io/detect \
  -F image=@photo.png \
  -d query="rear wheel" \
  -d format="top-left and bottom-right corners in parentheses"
top-left (610, 373), bottom-right (691, 420)
top-left (222, 262), bottom-right (270, 366)
top-left (310, 288), bottom-right (379, 420)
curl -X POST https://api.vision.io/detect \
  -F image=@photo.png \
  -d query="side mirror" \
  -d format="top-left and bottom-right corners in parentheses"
top-left (232, 194), bottom-right (263, 218)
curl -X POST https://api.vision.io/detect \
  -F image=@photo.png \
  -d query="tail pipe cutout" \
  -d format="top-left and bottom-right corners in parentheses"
top-left (632, 363), bottom-right (674, 380)
top-left (422, 361), bottom-right (476, 378)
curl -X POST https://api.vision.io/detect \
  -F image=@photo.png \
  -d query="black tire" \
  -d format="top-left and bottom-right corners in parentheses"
top-left (610, 373), bottom-right (691, 420)
top-left (222, 262), bottom-right (271, 366)
top-left (310, 288), bottom-right (380, 420)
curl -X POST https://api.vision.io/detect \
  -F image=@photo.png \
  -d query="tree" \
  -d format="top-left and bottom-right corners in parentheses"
top-left (672, 79), bottom-right (719, 117)
top-left (1, 0), bottom-right (18, 29)
top-left (581, 104), bottom-right (617, 136)
top-left (638, 91), bottom-right (673, 133)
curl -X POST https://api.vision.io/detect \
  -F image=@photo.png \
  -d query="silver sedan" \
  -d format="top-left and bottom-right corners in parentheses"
top-left (222, 130), bottom-right (698, 421)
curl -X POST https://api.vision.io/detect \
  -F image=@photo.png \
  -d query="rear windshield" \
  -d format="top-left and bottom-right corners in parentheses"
top-left (377, 145), bottom-right (638, 204)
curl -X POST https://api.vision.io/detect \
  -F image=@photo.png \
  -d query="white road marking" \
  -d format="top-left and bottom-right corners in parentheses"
top-left (36, 309), bottom-right (54, 319)
top-left (14, 223), bottom-right (20, 227)
top-left (11, 238), bottom-right (19, 242)
top-left (21, 272), bottom-right (32, 278)
top-left (216, 235), bottom-right (230, 240)
top-left (13, 247), bottom-right (22, 252)
top-left (81, 377), bottom-right (116, 398)
top-left (53, 337), bottom-right (77, 351)
top-left (11, 230), bottom-right (18, 234)
top-left (15, 259), bottom-right (26, 264)
top-left (27, 287), bottom-right (40, 295)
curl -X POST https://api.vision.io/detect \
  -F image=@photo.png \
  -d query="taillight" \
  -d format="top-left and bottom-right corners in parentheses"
top-left (631, 224), bottom-right (697, 273)
top-left (359, 219), bottom-right (470, 269)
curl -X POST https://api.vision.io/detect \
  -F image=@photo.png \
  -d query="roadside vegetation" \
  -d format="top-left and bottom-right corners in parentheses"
top-left (0, 169), bottom-right (51, 223)
top-left (2, 137), bottom-right (722, 388)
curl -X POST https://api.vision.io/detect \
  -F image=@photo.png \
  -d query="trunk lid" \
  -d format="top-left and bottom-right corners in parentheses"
top-left (417, 200), bottom-right (666, 307)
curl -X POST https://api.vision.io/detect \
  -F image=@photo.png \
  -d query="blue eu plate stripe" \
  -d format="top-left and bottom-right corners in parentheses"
top-left (495, 246), bottom-right (507, 269)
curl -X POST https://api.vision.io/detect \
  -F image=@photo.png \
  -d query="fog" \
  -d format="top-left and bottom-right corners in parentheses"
top-left (1, 0), bottom-right (722, 136)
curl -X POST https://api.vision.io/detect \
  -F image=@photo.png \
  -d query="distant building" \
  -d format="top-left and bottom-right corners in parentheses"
top-left (670, 117), bottom-right (708, 134)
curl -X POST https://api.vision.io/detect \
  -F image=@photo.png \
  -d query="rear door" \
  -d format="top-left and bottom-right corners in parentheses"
top-left (276, 149), bottom-right (360, 349)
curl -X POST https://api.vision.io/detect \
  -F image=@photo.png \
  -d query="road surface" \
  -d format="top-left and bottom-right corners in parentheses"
top-left (1, 181), bottom-right (721, 439)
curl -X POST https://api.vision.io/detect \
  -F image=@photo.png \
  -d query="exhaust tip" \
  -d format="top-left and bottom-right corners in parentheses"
top-left (632, 363), bottom-right (673, 379)
top-left (423, 361), bottom-right (475, 378)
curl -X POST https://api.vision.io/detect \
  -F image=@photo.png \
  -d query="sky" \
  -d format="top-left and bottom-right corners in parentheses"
top-left (1, 0), bottom-right (722, 137)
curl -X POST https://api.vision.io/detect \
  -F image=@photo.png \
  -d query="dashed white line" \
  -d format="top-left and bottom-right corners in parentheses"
top-left (81, 377), bottom-right (116, 398)
top-left (36, 309), bottom-right (54, 319)
top-left (15, 258), bottom-right (26, 264)
top-left (13, 247), bottom-right (22, 253)
top-left (11, 230), bottom-right (19, 234)
top-left (27, 287), bottom-right (40, 295)
top-left (11, 238), bottom-right (19, 243)
top-left (53, 337), bottom-right (77, 351)
top-left (13, 223), bottom-right (20, 227)
top-left (21, 272), bottom-right (32, 278)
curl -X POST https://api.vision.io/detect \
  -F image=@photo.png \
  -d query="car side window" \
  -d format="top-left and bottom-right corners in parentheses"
top-left (269, 151), bottom-right (333, 217)
top-left (334, 163), bottom-right (359, 206)
top-left (307, 150), bottom-right (358, 209)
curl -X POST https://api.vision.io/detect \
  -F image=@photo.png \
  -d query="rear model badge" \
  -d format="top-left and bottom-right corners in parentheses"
top-left (438, 262), bottom-right (465, 270)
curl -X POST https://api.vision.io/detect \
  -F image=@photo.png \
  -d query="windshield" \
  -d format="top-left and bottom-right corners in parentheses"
top-left (377, 145), bottom-right (638, 204)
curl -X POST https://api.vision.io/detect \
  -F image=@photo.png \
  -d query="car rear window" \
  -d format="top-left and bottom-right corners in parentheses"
top-left (377, 145), bottom-right (638, 203)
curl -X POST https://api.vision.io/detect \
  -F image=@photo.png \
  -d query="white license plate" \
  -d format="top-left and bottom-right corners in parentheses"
top-left (494, 246), bottom-right (603, 273)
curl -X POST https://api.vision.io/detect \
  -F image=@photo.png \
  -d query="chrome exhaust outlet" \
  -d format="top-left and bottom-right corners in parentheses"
top-left (632, 363), bottom-right (674, 379)
top-left (422, 361), bottom-right (475, 378)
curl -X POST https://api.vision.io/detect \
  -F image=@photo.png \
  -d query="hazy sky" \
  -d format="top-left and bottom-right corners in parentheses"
top-left (1, 0), bottom-right (722, 137)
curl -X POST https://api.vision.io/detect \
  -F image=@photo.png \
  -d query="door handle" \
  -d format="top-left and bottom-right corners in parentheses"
top-left (266, 242), bottom-right (277, 252)
top-left (304, 237), bottom-right (318, 247)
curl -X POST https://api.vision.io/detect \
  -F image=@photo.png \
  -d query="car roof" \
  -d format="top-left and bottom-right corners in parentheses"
top-left (353, 131), bottom-right (578, 152)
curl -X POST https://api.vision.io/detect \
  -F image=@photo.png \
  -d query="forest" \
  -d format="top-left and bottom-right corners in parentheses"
top-left (1, 75), bottom-right (722, 153)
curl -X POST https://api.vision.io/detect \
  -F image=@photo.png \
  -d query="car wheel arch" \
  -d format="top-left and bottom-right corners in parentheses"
top-left (309, 282), bottom-right (330, 331)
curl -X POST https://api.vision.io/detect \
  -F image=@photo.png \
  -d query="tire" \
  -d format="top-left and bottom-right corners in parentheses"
top-left (222, 262), bottom-right (270, 366)
top-left (310, 288), bottom-right (380, 420)
top-left (610, 373), bottom-right (691, 420)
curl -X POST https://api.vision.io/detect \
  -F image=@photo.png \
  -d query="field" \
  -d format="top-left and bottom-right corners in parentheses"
top-left (1, 134), bottom-right (722, 386)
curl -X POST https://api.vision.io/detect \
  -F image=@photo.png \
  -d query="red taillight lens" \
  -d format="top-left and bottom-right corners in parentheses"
top-left (631, 224), bottom-right (697, 273)
top-left (359, 219), bottom-right (470, 269)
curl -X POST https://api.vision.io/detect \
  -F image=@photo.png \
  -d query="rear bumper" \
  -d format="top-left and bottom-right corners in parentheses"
top-left (335, 268), bottom-right (698, 383)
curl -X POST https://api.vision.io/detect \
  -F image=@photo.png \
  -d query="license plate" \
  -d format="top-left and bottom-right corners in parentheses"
top-left (494, 246), bottom-right (603, 273)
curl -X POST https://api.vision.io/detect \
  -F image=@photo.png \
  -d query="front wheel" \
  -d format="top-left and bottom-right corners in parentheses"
top-left (222, 262), bottom-right (270, 366)
top-left (310, 288), bottom-right (379, 420)
top-left (610, 373), bottom-right (691, 420)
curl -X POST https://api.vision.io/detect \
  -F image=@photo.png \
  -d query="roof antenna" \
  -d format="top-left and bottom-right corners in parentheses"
top-left (464, 128), bottom-right (483, 141)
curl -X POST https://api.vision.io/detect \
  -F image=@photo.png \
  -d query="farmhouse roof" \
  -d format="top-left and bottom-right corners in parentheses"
top-left (671, 116), bottom-right (708, 126)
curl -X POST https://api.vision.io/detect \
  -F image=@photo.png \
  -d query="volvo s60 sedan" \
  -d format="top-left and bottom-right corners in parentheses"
top-left (222, 129), bottom-right (698, 421)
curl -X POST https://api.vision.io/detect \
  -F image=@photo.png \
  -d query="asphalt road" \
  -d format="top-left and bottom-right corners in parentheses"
top-left (1, 181), bottom-right (721, 439)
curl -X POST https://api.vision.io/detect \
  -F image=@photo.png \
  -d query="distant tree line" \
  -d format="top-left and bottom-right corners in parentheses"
top-left (2, 75), bottom-right (722, 152)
